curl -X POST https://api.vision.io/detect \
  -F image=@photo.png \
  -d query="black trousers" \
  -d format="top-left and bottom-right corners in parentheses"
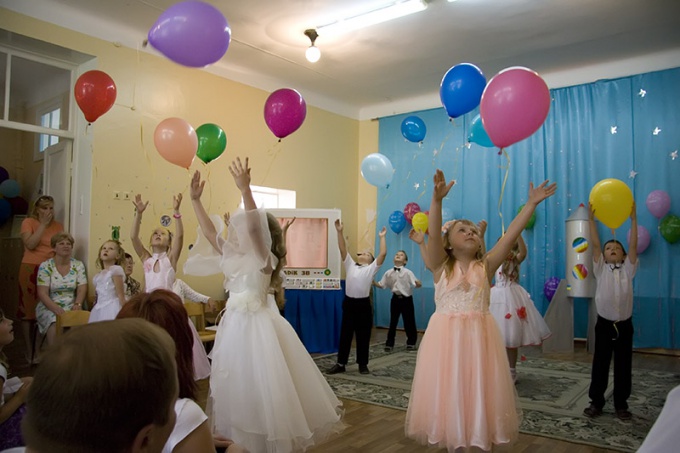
top-left (588, 315), bottom-right (634, 410)
top-left (337, 296), bottom-right (373, 366)
top-left (386, 294), bottom-right (417, 347)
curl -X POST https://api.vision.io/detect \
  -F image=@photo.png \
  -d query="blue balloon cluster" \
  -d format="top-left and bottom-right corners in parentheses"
top-left (467, 114), bottom-right (494, 148)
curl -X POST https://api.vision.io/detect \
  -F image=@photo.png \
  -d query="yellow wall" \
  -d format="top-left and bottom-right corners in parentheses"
top-left (0, 9), bottom-right (380, 297)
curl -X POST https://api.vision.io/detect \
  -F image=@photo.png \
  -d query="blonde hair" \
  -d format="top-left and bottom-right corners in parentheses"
top-left (149, 227), bottom-right (173, 252)
top-left (267, 213), bottom-right (287, 310)
top-left (500, 239), bottom-right (521, 283)
top-left (441, 219), bottom-right (485, 276)
top-left (50, 232), bottom-right (75, 248)
top-left (30, 195), bottom-right (54, 219)
top-left (96, 240), bottom-right (125, 269)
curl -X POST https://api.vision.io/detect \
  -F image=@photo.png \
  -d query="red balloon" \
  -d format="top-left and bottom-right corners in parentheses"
top-left (74, 70), bottom-right (117, 123)
top-left (403, 202), bottom-right (421, 224)
top-left (480, 67), bottom-right (550, 148)
top-left (264, 88), bottom-right (306, 139)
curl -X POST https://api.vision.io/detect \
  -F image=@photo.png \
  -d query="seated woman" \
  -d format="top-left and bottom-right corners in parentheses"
top-left (117, 289), bottom-right (245, 453)
top-left (35, 232), bottom-right (87, 349)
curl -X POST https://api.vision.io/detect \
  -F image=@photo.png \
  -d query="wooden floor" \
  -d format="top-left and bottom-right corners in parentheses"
top-left (7, 326), bottom-right (680, 452)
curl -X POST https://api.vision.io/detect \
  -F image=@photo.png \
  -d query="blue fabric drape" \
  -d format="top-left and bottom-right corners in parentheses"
top-left (284, 282), bottom-right (344, 353)
top-left (376, 67), bottom-right (680, 348)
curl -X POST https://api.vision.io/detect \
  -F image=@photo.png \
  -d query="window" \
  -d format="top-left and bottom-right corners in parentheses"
top-left (34, 101), bottom-right (62, 161)
top-left (240, 185), bottom-right (296, 209)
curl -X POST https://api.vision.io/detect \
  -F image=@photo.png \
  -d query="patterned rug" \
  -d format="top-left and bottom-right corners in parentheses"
top-left (314, 344), bottom-right (680, 452)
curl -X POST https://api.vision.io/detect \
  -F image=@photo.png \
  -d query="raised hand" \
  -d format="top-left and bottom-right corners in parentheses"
top-left (433, 169), bottom-right (455, 202)
top-left (132, 194), bottom-right (149, 214)
top-left (378, 226), bottom-right (387, 237)
top-left (228, 157), bottom-right (251, 192)
top-left (527, 180), bottom-right (557, 206)
top-left (477, 219), bottom-right (488, 237)
top-left (283, 217), bottom-right (296, 233)
top-left (173, 193), bottom-right (183, 211)
top-left (409, 228), bottom-right (425, 244)
top-left (223, 212), bottom-right (230, 227)
top-left (190, 171), bottom-right (205, 200)
top-left (334, 219), bottom-right (343, 232)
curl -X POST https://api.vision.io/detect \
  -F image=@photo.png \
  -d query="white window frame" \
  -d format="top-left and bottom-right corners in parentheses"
top-left (34, 98), bottom-right (62, 161)
top-left (239, 185), bottom-right (296, 209)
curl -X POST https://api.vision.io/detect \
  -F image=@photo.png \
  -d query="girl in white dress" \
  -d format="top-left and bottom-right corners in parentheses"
top-left (89, 240), bottom-right (126, 323)
top-left (189, 157), bottom-right (344, 453)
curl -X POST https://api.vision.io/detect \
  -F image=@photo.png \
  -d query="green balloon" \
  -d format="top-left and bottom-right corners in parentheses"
top-left (517, 204), bottom-right (536, 230)
top-left (196, 123), bottom-right (227, 163)
top-left (660, 214), bottom-right (680, 244)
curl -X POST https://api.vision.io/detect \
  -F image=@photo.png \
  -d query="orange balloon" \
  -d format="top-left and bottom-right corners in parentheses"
top-left (154, 118), bottom-right (198, 169)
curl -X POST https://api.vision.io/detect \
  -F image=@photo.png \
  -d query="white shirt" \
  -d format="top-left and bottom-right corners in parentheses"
top-left (637, 385), bottom-right (680, 453)
top-left (593, 256), bottom-right (638, 321)
top-left (162, 398), bottom-right (208, 453)
top-left (343, 254), bottom-right (380, 298)
top-left (378, 266), bottom-right (418, 297)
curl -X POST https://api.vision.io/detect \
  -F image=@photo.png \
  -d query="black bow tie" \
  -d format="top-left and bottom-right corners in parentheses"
top-left (609, 263), bottom-right (622, 271)
top-left (394, 267), bottom-right (401, 272)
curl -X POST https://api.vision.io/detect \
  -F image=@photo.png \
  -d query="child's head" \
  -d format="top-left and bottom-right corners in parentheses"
top-left (123, 252), bottom-right (135, 276)
top-left (117, 290), bottom-right (195, 401)
top-left (603, 239), bottom-right (626, 264)
top-left (96, 239), bottom-right (124, 269)
top-left (393, 250), bottom-right (408, 266)
top-left (0, 308), bottom-right (14, 350)
top-left (30, 195), bottom-right (54, 220)
top-left (356, 250), bottom-right (375, 265)
top-left (149, 227), bottom-right (173, 251)
top-left (443, 219), bottom-right (484, 260)
top-left (267, 212), bottom-right (288, 310)
top-left (23, 319), bottom-right (178, 453)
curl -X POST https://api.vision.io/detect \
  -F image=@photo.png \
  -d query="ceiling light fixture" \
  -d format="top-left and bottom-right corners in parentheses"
top-left (316, 0), bottom-right (427, 36)
top-left (304, 28), bottom-right (321, 63)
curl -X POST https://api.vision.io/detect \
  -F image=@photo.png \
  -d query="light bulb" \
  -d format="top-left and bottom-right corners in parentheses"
top-left (305, 45), bottom-right (320, 63)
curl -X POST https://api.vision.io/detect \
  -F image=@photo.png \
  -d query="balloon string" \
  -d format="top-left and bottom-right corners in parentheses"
top-left (260, 140), bottom-right (282, 185)
top-left (498, 148), bottom-right (510, 236)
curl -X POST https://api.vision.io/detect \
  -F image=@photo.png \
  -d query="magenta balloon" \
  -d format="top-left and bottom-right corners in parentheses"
top-left (627, 225), bottom-right (651, 254)
top-left (645, 190), bottom-right (671, 219)
top-left (148, 1), bottom-right (231, 67)
top-left (403, 202), bottom-right (421, 224)
top-left (264, 88), bottom-right (307, 139)
top-left (480, 67), bottom-right (551, 148)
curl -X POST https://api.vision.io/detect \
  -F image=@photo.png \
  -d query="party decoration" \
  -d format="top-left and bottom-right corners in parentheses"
top-left (516, 204), bottom-right (536, 230)
top-left (0, 166), bottom-right (8, 183)
top-left (468, 114), bottom-right (494, 148)
top-left (147, 0), bottom-right (231, 67)
top-left (153, 118), bottom-right (198, 169)
top-left (543, 277), bottom-right (560, 301)
top-left (264, 88), bottom-right (307, 139)
top-left (74, 70), bottom-right (117, 123)
top-left (0, 199), bottom-right (10, 224)
top-left (480, 66), bottom-right (550, 148)
top-left (565, 204), bottom-right (595, 297)
top-left (400, 116), bottom-right (426, 143)
top-left (439, 63), bottom-right (486, 118)
top-left (389, 210), bottom-right (407, 234)
top-left (660, 214), bottom-right (680, 244)
top-left (627, 225), bottom-right (651, 254)
top-left (412, 212), bottom-right (429, 234)
top-left (589, 179), bottom-right (634, 229)
top-left (0, 179), bottom-right (20, 198)
top-left (645, 190), bottom-right (671, 219)
top-left (360, 153), bottom-right (393, 188)
top-left (403, 202), bottom-right (421, 224)
top-left (7, 197), bottom-right (28, 216)
top-left (196, 123), bottom-right (227, 163)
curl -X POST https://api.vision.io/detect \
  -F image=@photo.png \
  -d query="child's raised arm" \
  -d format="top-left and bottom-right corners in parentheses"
top-left (190, 171), bottom-right (222, 255)
top-left (335, 219), bottom-right (348, 261)
top-left (628, 202), bottom-right (638, 265)
top-left (588, 202), bottom-right (602, 263)
top-left (427, 169), bottom-right (455, 273)
top-left (409, 228), bottom-right (432, 271)
top-left (486, 180), bottom-right (556, 280)
top-left (516, 233), bottom-right (527, 264)
top-left (169, 193), bottom-right (184, 270)
top-left (130, 194), bottom-right (151, 261)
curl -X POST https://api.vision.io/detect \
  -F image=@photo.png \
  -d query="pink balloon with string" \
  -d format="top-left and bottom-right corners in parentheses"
top-left (403, 202), bottom-right (421, 224)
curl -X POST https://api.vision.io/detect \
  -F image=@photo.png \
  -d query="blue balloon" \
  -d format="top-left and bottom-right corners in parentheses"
top-left (389, 210), bottom-right (407, 234)
top-left (0, 179), bottom-right (20, 198)
top-left (400, 116), bottom-right (427, 143)
top-left (361, 153), bottom-right (394, 188)
top-left (0, 199), bottom-right (10, 224)
top-left (468, 114), bottom-right (495, 148)
top-left (440, 63), bottom-right (486, 119)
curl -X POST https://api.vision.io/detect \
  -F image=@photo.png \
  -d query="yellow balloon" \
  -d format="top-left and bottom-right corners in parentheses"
top-left (412, 212), bottom-right (429, 233)
top-left (589, 178), bottom-right (633, 229)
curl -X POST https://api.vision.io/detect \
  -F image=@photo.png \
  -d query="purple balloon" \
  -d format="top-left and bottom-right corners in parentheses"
top-left (264, 89), bottom-right (307, 139)
top-left (0, 166), bottom-right (8, 183)
top-left (148, 1), bottom-right (231, 67)
top-left (646, 190), bottom-right (671, 219)
top-left (543, 277), bottom-right (560, 301)
top-left (627, 225), bottom-right (651, 254)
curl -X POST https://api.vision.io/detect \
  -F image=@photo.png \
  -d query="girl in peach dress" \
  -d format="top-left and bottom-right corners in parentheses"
top-left (405, 169), bottom-right (556, 451)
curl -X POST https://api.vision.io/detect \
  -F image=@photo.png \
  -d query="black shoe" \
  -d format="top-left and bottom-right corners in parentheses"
top-left (616, 409), bottom-right (632, 421)
top-left (384, 346), bottom-right (393, 352)
top-left (583, 404), bottom-right (603, 418)
top-left (406, 344), bottom-right (416, 350)
top-left (359, 365), bottom-right (370, 374)
top-left (326, 364), bottom-right (346, 375)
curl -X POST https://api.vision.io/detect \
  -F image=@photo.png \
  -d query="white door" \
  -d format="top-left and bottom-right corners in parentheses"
top-left (43, 140), bottom-right (72, 231)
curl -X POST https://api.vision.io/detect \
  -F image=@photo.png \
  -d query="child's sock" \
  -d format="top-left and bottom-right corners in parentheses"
top-left (510, 367), bottom-right (517, 383)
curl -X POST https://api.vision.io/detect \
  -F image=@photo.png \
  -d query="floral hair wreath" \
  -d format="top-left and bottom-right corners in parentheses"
top-left (441, 220), bottom-right (457, 234)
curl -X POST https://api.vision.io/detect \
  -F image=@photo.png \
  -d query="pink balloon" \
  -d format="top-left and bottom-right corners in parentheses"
top-left (480, 67), bottom-right (551, 148)
top-left (403, 202), bottom-right (421, 224)
top-left (627, 225), bottom-right (651, 254)
top-left (264, 88), bottom-right (307, 139)
top-left (154, 118), bottom-right (198, 169)
top-left (645, 190), bottom-right (671, 219)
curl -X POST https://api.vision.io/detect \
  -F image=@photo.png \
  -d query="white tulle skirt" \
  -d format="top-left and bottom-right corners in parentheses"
top-left (209, 294), bottom-right (344, 453)
top-left (489, 283), bottom-right (551, 348)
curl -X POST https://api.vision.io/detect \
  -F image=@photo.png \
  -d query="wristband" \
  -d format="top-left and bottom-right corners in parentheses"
top-left (173, 213), bottom-right (182, 219)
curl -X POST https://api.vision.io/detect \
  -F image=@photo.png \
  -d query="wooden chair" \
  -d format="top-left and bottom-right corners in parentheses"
top-left (184, 302), bottom-right (216, 343)
top-left (55, 310), bottom-right (91, 337)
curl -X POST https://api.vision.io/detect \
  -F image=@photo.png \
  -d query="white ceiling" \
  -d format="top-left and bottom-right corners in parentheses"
top-left (2, 0), bottom-right (680, 120)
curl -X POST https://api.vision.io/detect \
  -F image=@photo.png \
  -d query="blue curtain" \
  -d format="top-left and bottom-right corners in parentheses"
top-left (375, 67), bottom-right (680, 349)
